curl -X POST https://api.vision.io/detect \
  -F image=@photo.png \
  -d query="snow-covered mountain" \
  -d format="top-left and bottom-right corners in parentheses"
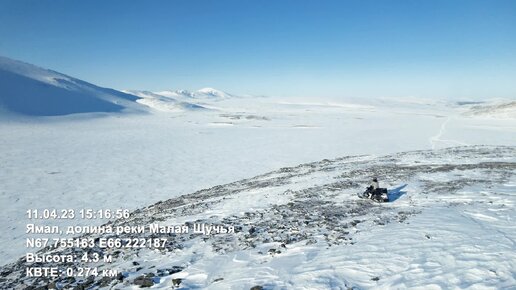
top-left (1, 146), bottom-right (514, 289)
top-left (0, 56), bottom-right (143, 117)
top-left (123, 90), bottom-right (208, 112)
top-left (0, 56), bottom-right (232, 116)
top-left (195, 87), bottom-right (234, 99)
top-left (155, 88), bottom-right (234, 100)
top-left (153, 90), bottom-right (194, 99)
top-left (125, 87), bottom-right (238, 112)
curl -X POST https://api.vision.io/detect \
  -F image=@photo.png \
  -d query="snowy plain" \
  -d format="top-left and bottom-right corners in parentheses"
top-left (0, 56), bottom-right (515, 289)
top-left (2, 96), bottom-right (514, 261)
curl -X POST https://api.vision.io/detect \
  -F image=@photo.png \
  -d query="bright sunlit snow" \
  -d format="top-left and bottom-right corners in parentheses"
top-left (0, 56), bottom-right (514, 289)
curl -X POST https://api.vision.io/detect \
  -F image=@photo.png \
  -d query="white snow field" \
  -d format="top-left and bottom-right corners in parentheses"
top-left (1, 146), bottom-right (515, 289)
top-left (0, 56), bottom-right (515, 289)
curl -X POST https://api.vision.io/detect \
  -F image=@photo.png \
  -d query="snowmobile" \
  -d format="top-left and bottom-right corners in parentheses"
top-left (358, 186), bottom-right (389, 202)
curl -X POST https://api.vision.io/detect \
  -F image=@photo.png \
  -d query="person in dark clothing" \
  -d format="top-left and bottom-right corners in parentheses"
top-left (362, 178), bottom-right (388, 201)
top-left (370, 178), bottom-right (384, 201)
top-left (371, 178), bottom-right (379, 190)
top-left (364, 178), bottom-right (378, 198)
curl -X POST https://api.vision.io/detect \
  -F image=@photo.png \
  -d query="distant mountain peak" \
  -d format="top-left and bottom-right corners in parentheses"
top-left (174, 89), bottom-right (195, 97)
top-left (154, 88), bottom-right (234, 100)
top-left (195, 87), bottom-right (232, 99)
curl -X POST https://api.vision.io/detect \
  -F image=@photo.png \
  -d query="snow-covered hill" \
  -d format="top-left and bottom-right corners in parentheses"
top-left (1, 146), bottom-right (514, 289)
top-left (123, 90), bottom-right (208, 112)
top-left (124, 87), bottom-right (238, 112)
top-left (462, 100), bottom-right (516, 119)
top-left (0, 56), bottom-right (142, 116)
top-left (156, 88), bottom-right (234, 101)
top-left (195, 87), bottom-right (234, 99)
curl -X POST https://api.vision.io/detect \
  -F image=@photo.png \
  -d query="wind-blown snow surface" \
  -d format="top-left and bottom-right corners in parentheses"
top-left (1, 146), bottom-right (515, 289)
top-left (0, 56), bottom-right (142, 116)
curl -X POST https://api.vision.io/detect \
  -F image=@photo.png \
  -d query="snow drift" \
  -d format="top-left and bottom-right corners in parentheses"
top-left (0, 56), bottom-right (142, 116)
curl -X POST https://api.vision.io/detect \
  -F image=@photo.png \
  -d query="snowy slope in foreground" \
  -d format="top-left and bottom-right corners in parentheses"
top-left (2, 146), bottom-right (514, 289)
top-left (0, 56), bottom-right (142, 116)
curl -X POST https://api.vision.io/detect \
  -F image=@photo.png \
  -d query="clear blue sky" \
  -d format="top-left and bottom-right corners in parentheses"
top-left (0, 0), bottom-right (515, 99)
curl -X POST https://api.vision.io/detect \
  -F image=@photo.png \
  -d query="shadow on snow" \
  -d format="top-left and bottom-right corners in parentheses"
top-left (388, 184), bottom-right (408, 202)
